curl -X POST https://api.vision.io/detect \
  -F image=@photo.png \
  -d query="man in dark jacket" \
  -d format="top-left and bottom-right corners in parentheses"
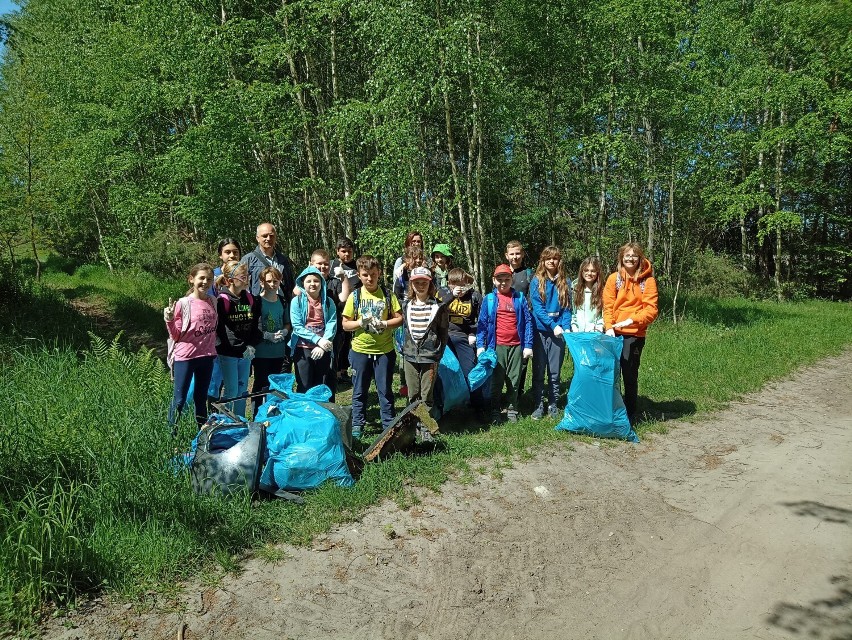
top-left (241, 222), bottom-right (296, 302)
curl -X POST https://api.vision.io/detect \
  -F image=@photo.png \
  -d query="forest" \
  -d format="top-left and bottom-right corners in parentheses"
top-left (0, 0), bottom-right (849, 298)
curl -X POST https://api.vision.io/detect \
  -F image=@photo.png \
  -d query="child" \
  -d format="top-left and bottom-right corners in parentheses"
top-left (401, 266), bottom-right (449, 442)
top-left (603, 242), bottom-right (659, 425)
top-left (164, 263), bottom-right (218, 431)
top-left (529, 246), bottom-right (572, 419)
top-left (309, 249), bottom-right (351, 396)
top-left (290, 264), bottom-right (338, 396)
top-left (342, 255), bottom-right (403, 438)
top-left (206, 238), bottom-right (243, 401)
top-left (330, 237), bottom-right (359, 383)
top-left (215, 260), bottom-right (263, 418)
top-left (208, 238), bottom-right (242, 296)
top-left (445, 268), bottom-right (485, 409)
top-left (476, 264), bottom-right (533, 423)
top-left (252, 266), bottom-right (290, 411)
top-left (430, 244), bottom-right (453, 289)
top-left (506, 239), bottom-right (533, 398)
top-left (571, 257), bottom-right (605, 333)
top-left (394, 246), bottom-right (425, 303)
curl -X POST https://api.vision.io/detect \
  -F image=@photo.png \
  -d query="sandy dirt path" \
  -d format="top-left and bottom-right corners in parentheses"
top-left (48, 351), bottom-right (852, 640)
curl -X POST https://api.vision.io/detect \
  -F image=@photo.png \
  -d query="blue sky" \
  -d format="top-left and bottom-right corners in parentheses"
top-left (0, 0), bottom-right (18, 15)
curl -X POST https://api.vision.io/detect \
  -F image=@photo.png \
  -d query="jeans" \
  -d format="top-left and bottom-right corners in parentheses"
top-left (531, 331), bottom-right (566, 409)
top-left (207, 356), bottom-right (223, 400)
top-left (219, 354), bottom-right (252, 418)
top-left (169, 356), bottom-right (215, 428)
top-left (349, 349), bottom-right (396, 429)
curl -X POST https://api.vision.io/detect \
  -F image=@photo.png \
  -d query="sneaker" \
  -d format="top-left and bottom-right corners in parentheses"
top-left (531, 403), bottom-right (545, 421)
top-left (352, 425), bottom-right (363, 439)
top-left (549, 405), bottom-right (561, 419)
top-left (507, 409), bottom-right (519, 423)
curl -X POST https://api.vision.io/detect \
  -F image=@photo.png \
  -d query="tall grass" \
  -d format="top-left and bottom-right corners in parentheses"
top-left (1, 268), bottom-right (850, 633)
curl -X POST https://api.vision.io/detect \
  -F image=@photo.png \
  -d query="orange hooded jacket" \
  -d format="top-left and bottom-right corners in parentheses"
top-left (602, 259), bottom-right (658, 337)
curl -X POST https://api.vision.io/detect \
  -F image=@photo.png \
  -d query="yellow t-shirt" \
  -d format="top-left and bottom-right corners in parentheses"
top-left (342, 286), bottom-right (402, 355)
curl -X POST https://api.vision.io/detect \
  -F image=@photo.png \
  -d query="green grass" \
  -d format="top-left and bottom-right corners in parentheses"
top-left (1, 265), bottom-right (851, 635)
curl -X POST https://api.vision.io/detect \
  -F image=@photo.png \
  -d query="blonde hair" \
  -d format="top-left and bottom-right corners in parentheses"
top-left (573, 257), bottom-right (604, 312)
top-left (215, 260), bottom-right (248, 290)
top-left (533, 246), bottom-right (571, 308)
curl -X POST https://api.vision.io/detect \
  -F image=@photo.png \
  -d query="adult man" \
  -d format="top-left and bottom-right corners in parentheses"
top-left (241, 222), bottom-right (296, 302)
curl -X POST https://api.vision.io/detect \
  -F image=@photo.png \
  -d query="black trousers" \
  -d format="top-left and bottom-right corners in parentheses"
top-left (620, 336), bottom-right (646, 424)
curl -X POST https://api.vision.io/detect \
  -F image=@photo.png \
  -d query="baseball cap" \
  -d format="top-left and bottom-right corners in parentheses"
top-left (493, 264), bottom-right (513, 277)
top-left (431, 243), bottom-right (454, 259)
top-left (410, 266), bottom-right (433, 281)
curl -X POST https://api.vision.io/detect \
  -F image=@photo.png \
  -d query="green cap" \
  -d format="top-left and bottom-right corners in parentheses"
top-left (431, 243), bottom-right (453, 259)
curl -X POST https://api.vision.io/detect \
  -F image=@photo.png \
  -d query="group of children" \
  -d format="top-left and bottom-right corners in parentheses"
top-left (165, 234), bottom-right (658, 440)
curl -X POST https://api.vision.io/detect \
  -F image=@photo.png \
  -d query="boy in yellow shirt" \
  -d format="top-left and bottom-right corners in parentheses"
top-left (341, 255), bottom-right (404, 438)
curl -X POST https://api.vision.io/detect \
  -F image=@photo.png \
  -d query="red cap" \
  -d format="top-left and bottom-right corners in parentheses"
top-left (493, 264), bottom-right (513, 277)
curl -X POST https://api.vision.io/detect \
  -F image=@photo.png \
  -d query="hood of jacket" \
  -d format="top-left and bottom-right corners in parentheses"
top-left (295, 265), bottom-right (328, 303)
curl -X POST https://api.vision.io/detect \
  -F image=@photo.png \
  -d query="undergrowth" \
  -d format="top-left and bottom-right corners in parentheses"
top-left (2, 266), bottom-right (851, 635)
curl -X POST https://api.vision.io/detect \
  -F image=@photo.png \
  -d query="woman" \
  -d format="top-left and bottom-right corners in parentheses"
top-left (603, 242), bottom-right (658, 425)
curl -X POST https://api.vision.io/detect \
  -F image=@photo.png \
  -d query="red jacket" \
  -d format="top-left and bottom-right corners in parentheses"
top-left (603, 259), bottom-right (658, 337)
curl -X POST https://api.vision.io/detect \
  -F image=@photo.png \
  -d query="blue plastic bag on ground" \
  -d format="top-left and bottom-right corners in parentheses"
top-left (256, 374), bottom-right (353, 490)
top-left (556, 333), bottom-right (638, 442)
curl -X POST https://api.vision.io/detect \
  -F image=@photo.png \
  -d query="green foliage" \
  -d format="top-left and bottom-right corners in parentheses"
top-left (2, 290), bottom-right (852, 632)
top-left (684, 249), bottom-right (760, 299)
top-left (0, 0), bottom-right (847, 296)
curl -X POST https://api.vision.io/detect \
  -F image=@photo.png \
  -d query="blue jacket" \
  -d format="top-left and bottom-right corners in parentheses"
top-left (529, 276), bottom-right (572, 333)
top-left (289, 266), bottom-right (338, 351)
top-left (476, 288), bottom-right (533, 350)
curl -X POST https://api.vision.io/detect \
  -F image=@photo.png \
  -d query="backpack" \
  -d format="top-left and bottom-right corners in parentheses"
top-left (351, 285), bottom-right (392, 321)
top-left (166, 297), bottom-right (193, 379)
top-left (218, 290), bottom-right (255, 314)
top-left (615, 273), bottom-right (645, 293)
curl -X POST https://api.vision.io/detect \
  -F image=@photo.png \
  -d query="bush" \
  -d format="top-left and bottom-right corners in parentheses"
top-left (685, 249), bottom-right (760, 298)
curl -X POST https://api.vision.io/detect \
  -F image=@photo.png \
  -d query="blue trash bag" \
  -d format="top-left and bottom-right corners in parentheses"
top-left (468, 348), bottom-right (497, 392)
top-left (436, 347), bottom-right (470, 415)
top-left (256, 373), bottom-right (353, 490)
top-left (556, 333), bottom-right (638, 442)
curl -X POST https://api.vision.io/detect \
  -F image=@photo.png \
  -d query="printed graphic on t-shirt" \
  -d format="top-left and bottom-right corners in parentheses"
top-left (448, 298), bottom-right (473, 325)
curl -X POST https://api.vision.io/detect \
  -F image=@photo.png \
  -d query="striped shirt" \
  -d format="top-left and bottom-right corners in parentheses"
top-left (408, 301), bottom-right (435, 342)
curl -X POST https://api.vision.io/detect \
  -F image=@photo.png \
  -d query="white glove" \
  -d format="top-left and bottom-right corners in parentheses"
top-left (333, 265), bottom-right (344, 277)
top-left (359, 315), bottom-right (371, 329)
top-left (310, 346), bottom-right (326, 360)
top-left (476, 347), bottom-right (485, 357)
top-left (553, 326), bottom-right (564, 338)
top-left (613, 318), bottom-right (634, 329)
top-left (605, 328), bottom-right (616, 337)
top-left (163, 298), bottom-right (176, 322)
top-left (277, 327), bottom-right (289, 340)
top-left (318, 338), bottom-right (333, 352)
top-left (263, 331), bottom-right (277, 342)
top-left (468, 335), bottom-right (477, 347)
top-left (453, 286), bottom-right (464, 297)
top-left (523, 348), bottom-right (533, 359)
top-left (243, 345), bottom-right (256, 360)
